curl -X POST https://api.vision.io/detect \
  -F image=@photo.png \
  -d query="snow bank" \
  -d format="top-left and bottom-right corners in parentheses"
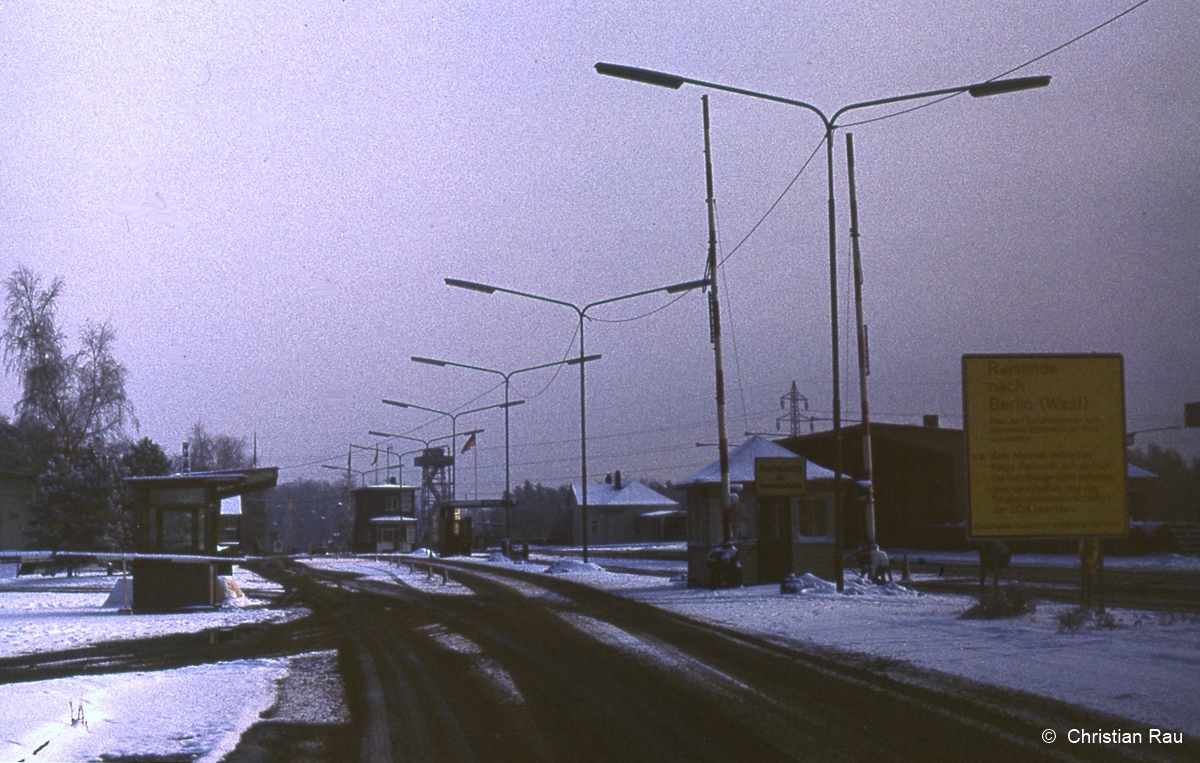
top-left (543, 559), bottom-right (607, 575)
top-left (781, 572), bottom-right (917, 597)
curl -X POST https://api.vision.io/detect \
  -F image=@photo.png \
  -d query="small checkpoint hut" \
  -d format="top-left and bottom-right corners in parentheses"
top-left (678, 437), bottom-right (844, 587)
top-left (125, 467), bottom-right (278, 611)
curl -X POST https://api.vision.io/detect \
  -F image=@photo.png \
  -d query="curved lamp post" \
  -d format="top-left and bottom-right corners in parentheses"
top-left (596, 62), bottom-right (1049, 589)
top-left (380, 398), bottom-right (525, 500)
top-left (411, 353), bottom-right (602, 539)
top-left (446, 276), bottom-right (709, 562)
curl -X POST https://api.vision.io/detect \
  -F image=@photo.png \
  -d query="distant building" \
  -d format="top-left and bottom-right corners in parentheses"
top-left (676, 436), bottom-right (847, 586)
top-left (351, 483), bottom-right (419, 553)
top-left (569, 471), bottom-right (682, 546)
top-left (0, 471), bottom-right (37, 551)
top-left (781, 422), bottom-right (1161, 552)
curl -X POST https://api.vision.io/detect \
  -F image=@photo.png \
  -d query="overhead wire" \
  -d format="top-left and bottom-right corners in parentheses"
top-left (586, 292), bottom-right (692, 324)
top-left (289, 0), bottom-right (1157, 477)
top-left (840, 0), bottom-right (1157, 129)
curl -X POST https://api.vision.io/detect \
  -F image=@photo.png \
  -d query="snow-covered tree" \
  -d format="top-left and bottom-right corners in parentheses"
top-left (2, 266), bottom-right (134, 457)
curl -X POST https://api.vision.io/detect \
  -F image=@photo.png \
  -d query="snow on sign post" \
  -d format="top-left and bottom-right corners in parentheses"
top-left (963, 354), bottom-right (1127, 538)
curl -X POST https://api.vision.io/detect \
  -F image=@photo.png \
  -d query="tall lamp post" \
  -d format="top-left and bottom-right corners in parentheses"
top-left (411, 353), bottom-right (602, 539)
top-left (596, 62), bottom-right (1049, 589)
top-left (446, 276), bottom-right (710, 562)
top-left (380, 399), bottom-right (525, 500)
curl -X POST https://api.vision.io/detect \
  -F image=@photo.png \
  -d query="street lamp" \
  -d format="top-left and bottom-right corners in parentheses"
top-left (381, 398), bottom-right (525, 499)
top-left (411, 353), bottom-right (602, 539)
top-left (446, 276), bottom-right (709, 562)
top-left (597, 61), bottom-right (1049, 589)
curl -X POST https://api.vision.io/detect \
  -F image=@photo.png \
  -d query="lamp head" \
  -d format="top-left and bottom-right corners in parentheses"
top-left (665, 277), bottom-right (711, 294)
top-left (566, 353), bottom-right (602, 366)
top-left (595, 62), bottom-right (685, 90)
top-left (968, 75), bottom-right (1051, 98)
top-left (445, 278), bottom-right (497, 294)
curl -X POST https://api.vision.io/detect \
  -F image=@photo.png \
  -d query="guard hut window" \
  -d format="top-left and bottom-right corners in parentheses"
top-left (797, 498), bottom-right (828, 537)
top-left (161, 509), bottom-right (195, 552)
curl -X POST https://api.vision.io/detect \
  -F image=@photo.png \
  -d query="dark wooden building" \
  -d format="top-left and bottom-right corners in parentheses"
top-left (781, 422), bottom-right (966, 550)
top-left (351, 484), bottom-right (418, 553)
top-left (781, 422), bottom-right (1159, 551)
top-left (125, 467), bottom-right (278, 611)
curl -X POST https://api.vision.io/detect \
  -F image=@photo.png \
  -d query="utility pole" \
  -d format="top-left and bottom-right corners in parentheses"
top-left (702, 95), bottom-right (733, 541)
top-left (846, 133), bottom-right (877, 544)
top-left (777, 381), bottom-right (813, 437)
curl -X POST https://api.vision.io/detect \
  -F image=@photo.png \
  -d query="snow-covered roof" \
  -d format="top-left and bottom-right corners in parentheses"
top-left (1127, 463), bottom-right (1156, 479)
top-left (369, 515), bottom-right (417, 524)
top-left (570, 479), bottom-right (678, 508)
top-left (639, 509), bottom-right (686, 518)
top-left (677, 435), bottom-right (846, 485)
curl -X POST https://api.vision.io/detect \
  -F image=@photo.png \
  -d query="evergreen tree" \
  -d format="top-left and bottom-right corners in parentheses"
top-left (29, 444), bottom-right (131, 552)
top-left (123, 436), bottom-right (173, 477)
top-left (1127, 445), bottom-right (1200, 522)
top-left (510, 480), bottom-right (571, 543)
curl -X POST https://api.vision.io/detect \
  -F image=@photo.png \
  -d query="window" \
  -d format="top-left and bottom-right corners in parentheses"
top-left (797, 499), bottom-right (828, 538)
top-left (161, 509), bottom-right (195, 552)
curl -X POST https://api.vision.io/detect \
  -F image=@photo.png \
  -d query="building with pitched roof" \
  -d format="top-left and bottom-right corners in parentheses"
top-left (676, 436), bottom-right (848, 586)
top-left (569, 470), bottom-right (682, 546)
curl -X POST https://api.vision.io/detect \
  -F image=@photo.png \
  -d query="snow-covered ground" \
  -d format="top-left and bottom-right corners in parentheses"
top-left (0, 565), bottom-right (316, 762)
top-left (464, 553), bottom-right (1200, 740)
top-left (0, 566), bottom-right (303, 660)
top-left (2, 554), bottom-right (1196, 760)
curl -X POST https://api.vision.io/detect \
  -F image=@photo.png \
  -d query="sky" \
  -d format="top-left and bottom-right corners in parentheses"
top-left (1, 0), bottom-right (1197, 494)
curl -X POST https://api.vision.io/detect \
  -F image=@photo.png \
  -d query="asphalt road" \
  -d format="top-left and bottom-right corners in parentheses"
top-left (256, 559), bottom-right (1195, 763)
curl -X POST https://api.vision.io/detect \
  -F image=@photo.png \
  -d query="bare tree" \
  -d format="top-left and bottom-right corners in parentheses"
top-left (2, 266), bottom-right (134, 457)
top-left (183, 422), bottom-right (250, 472)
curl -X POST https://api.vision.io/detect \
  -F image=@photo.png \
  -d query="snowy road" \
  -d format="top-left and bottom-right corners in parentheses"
top-left (273, 557), bottom-right (1195, 763)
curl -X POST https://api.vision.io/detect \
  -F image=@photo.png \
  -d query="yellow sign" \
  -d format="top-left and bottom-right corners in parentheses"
top-left (755, 457), bottom-right (807, 497)
top-left (963, 354), bottom-right (1127, 538)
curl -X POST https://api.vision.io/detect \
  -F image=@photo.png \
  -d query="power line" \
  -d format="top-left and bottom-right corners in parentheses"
top-left (840, 0), bottom-right (1157, 129)
top-left (718, 137), bottom-right (824, 269)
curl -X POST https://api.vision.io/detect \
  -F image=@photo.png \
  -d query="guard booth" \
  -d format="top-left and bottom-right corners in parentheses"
top-left (677, 437), bottom-right (842, 587)
top-left (439, 503), bottom-right (473, 557)
top-left (125, 468), bottom-right (278, 612)
top-left (351, 483), bottom-right (419, 553)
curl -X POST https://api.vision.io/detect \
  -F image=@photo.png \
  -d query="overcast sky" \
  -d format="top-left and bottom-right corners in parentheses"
top-left (2, 0), bottom-right (1197, 495)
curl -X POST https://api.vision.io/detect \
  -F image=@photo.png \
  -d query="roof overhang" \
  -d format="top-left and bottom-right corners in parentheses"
top-left (125, 467), bottom-right (279, 500)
